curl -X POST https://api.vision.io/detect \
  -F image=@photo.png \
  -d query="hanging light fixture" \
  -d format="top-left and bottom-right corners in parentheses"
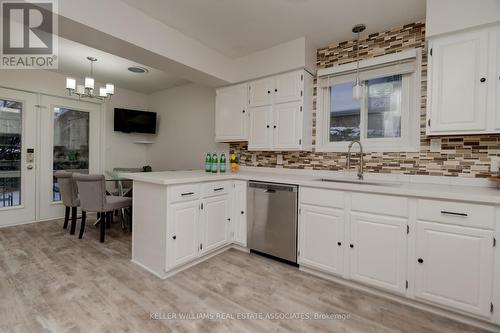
top-left (66, 57), bottom-right (115, 100)
top-left (352, 24), bottom-right (366, 100)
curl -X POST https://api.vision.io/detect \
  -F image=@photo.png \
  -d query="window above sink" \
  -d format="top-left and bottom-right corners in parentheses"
top-left (316, 49), bottom-right (422, 153)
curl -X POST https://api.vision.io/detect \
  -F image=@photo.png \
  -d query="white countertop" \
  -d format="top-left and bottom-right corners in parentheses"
top-left (121, 168), bottom-right (500, 204)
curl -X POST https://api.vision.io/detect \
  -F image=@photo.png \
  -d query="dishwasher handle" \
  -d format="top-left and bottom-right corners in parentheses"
top-left (249, 181), bottom-right (298, 192)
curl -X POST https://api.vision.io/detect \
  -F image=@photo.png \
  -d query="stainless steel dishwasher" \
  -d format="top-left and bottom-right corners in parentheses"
top-left (247, 181), bottom-right (298, 264)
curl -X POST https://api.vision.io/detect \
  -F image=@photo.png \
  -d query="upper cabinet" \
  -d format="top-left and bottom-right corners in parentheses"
top-left (215, 69), bottom-right (312, 150)
top-left (249, 78), bottom-right (274, 107)
top-left (215, 83), bottom-right (248, 142)
top-left (274, 71), bottom-right (303, 104)
top-left (426, 25), bottom-right (499, 135)
top-left (248, 70), bottom-right (313, 151)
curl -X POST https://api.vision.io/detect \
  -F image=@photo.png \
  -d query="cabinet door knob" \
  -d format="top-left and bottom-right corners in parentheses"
top-left (266, 125), bottom-right (270, 128)
top-left (273, 125), bottom-right (277, 128)
top-left (480, 77), bottom-right (486, 83)
top-left (172, 235), bottom-right (176, 240)
top-left (417, 258), bottom-right (424, 263)
top-left (242, 110), bottom-right (245, 113)
top-left (241, 211), bottom-right (244, 215)
top-left (274, 89), bottom-right (278, 92)
top-left (337, 242), bottom-right (342, 246)
top-left (349, 244), bottom-right (354, 248)
top-left (267, 90), bottom-right (271, 94)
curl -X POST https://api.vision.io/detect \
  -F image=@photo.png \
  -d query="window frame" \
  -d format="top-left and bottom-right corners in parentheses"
top-left (316, 50), bottom-right (422, 153)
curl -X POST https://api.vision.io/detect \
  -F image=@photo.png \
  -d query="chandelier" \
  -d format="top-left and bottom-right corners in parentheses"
top-left (65, 57), bottom-right (115, 100)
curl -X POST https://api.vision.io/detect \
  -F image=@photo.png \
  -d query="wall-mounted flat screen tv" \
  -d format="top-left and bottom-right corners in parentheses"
top-left (114, 108), bottom-right (157, 134)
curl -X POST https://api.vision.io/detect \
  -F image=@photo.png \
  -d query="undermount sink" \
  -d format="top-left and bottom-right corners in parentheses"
top-left (317, 178), bottom-right (402, 186)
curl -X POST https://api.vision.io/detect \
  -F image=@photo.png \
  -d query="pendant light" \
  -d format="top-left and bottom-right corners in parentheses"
top-left (66, 57), bottom-right (115, 100)
top-left (352, 24), bottom-right (366, 100)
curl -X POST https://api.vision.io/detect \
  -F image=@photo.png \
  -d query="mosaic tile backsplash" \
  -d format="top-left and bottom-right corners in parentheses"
top-left (230, 21), bottom-right (500, 178)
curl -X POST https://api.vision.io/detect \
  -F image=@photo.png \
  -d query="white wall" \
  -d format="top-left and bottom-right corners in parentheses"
top-left (234, 37), bottom-right (317, 82)
top-left (0, 69), bottom-right (150, 172)
top-left (147, 83), bottom-right (228, 171)
top-left (426, 0), bottom-right (500, 37)
top-left (104, 91), bottom-right (152, 172)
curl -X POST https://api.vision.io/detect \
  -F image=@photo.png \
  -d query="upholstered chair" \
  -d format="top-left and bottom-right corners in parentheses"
top-left (54, 171), bottom-right (80, 235)
top-left (73, 174), bottom-right (132, 242)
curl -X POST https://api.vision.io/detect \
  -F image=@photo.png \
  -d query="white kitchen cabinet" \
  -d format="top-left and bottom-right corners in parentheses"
top-left (494, 26), bottom-right (500, 130)
top-left (427, 25), bottom-right (499, 135)
top-left (232, 181), bottom-right (247, 246)
top-left (169, 200), bottom-right (200, 269)
top-left (200, 195), bottom-right (230, 254)
top-left (349, 212), bottom-right (407, 294)
top-left (215, 84), bottom-right (248, 142)
top-left (249, 77), bottom-right (274, 107)
top-left (248, 69), bottom-right (312, 151)
top-left (165, 182), bottom-right (236, 273)
top-left (274, 101), bottom-right (302, 149)
top-left (248, 105), bottom-right (273, 150)
top-left (299, 204), bottom-right (344, 275)
top-left (414, 221), bottom-right (494, 316)
top-left (275, 71), bottom-right (303, 104)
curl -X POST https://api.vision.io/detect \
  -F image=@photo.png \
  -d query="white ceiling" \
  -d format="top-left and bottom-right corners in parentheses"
top-left (53, 38), bottom-right (189, 94)
top-left (120, 0), bottom-right (426, 59)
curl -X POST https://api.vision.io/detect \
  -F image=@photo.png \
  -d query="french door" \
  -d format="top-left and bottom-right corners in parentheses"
top-left (39, 96), bottom-right (101, 221)
top-left (0, 88), bottom-right (37, 226)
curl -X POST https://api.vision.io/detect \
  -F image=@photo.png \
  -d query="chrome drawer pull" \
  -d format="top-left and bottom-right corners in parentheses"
top-left (440, 210), bottom-right (468, 217)
top-left (181, 192), bottom-right (194, 196)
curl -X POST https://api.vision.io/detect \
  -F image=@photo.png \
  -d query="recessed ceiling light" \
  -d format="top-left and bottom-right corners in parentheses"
top-left (128, 66), bottom-right (149, 74)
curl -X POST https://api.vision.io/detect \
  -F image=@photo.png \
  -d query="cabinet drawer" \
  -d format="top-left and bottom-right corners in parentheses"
top-left (351, 193), bottom-right (408, 217)
top-left (300, 187), bottom-right (344, 208)
top-left (169, 184), bottom-right (200, 203)
top-left (417, 199), bottom-right (494, 229)
top-left (202, 181), bottom-right (232, 198)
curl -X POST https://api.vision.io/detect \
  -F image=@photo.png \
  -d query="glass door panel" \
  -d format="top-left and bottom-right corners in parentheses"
top-left (53, 108), bottom-right (90, 201)
top-left (39, 96), bottom-right (101, 220)
top-left (0, 99), bottom-right (22, 207)
top-left (0, 88), bottom-right (36, 226)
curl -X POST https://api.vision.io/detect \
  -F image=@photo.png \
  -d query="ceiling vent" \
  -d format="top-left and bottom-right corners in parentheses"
top-left (128, 66), bottom-right (149, 74)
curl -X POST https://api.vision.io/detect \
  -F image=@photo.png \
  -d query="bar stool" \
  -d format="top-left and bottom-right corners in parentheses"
top-left (54, 171), bottom-right (80, 235)
top-left (73, 174), bottom-right (132, 242)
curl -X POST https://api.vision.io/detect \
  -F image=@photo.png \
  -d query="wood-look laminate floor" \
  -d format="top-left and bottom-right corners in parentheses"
top-left (0, 219), bottom-right (491, 333)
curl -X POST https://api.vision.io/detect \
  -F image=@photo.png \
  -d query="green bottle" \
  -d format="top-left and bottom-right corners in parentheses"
top-left (205, 153), bottom-right (212, 173)
top-left (211, 153), bottom-right (218, 173)
top-left (219, 153), bottom-right (226, 173)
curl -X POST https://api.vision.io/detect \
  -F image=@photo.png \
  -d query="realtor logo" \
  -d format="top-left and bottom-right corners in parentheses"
top-left (1, 0), bottom-right (58, 69)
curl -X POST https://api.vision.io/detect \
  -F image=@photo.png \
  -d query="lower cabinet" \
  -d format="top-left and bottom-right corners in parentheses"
top-left (349, 212), bottom-right (407, 294)
top-left (167, 182), bottom-right (236, 270)
top-left (232, 180), bottom-right (247, 246)
top-left (170, 200), bottom-right (200, 268)
top-left (414, 221), bottom-right (494, 316)
top-left (200, 195), bottom-right (230, 254)
top-left (299, 204), bottom-right (344, 275)
top-left (299, 186), bottom-right (498, 323)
